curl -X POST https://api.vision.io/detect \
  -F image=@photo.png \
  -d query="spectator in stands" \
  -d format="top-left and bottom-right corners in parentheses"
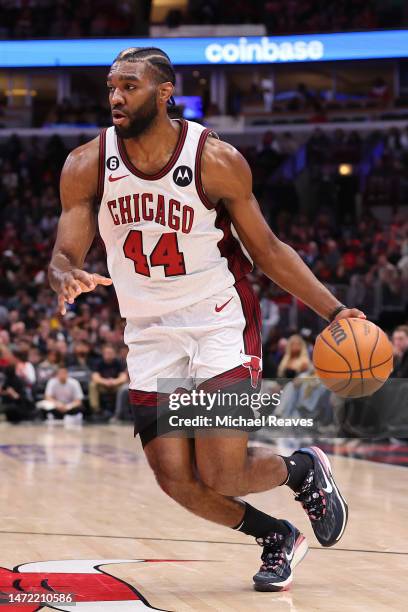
top-left (307, 128), bottom-right (330, 165)
top-left (66, 340), bottom-right (94, 369)
top-left (13, 344), bottom-right (36, 389)
top-left (391, 326), bottom-right (408, 379)
top-left (0, 363), bottom-right (36, 424)
top-left (55, 339), bottom-right (69, 364)
top-left (9, 321), bottom-right (27, 344)
top-left (324, 239), bottom-right (341, 272)
top-left (303, 241), bottom-right (319, 268)
top-left (331, 261), bottom-right (351, 284)
top-left (255, 131), bottom-right (283, 185)
top-left (0, 341), bottom-right (36, 423)
top-left (263, 335), bottom-right (287, 379)
top-left (277, 334), bottom-right (312, 379)
top-left (32, 319), bottom-right (53, 354)
top-left (280, 132), bottom-right (298, 157)
top-left (257, 131), bottom-right (281, 155)
top-left (291, 83), bottom-right (321, 112)
top-left (0, 330), bottom-right (10, 349)
top-left (36, 349), bottom-right (60, 388)
top-left (28, 346), bottom-right (42, 370)
top-left (89, 344), bottom-right (128, 419)
top-left (260, 289), bottom-right (280, 340)
top-left (0, 305), bottom-right (9, 327)
top-left (370, 77), bottom-right (390, 107)
top-left (37, 366), bottom-right (84, 425)
top-left (397, 240), bottom-right (408, 279)
top-left (66, 340), bottom-right (94, 399)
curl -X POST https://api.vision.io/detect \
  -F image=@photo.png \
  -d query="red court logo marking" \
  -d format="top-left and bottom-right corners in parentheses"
top-left (0, 558), bottom-right (196, 611)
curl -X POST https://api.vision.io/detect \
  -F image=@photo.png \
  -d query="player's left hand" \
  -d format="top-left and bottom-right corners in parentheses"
top-left (335, 308), bottom-right (366, 321)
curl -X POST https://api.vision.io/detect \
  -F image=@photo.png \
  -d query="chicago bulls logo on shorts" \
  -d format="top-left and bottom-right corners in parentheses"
top-left (240, 353), bottom-right (263, 389)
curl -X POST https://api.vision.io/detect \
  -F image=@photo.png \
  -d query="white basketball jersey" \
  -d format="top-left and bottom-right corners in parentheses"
top-left (97, 119), bottom-right (252, 318)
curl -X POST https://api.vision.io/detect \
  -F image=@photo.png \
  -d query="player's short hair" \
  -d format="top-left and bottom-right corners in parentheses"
top-left (394, 325), bottom-right (408, 336)
top-left (113, 47), bottom-right (176, 87)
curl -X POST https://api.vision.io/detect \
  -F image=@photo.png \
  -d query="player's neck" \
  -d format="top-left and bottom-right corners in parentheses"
top-left (123, 116), bottom-right (181, 166)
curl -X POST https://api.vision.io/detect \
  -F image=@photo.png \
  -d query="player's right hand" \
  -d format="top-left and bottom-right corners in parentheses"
top-left (57, 269), bottom-right (113, 315)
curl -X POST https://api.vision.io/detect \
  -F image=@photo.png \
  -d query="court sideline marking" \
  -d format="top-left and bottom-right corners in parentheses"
top-left (0, 530), bottom-right (406, 556)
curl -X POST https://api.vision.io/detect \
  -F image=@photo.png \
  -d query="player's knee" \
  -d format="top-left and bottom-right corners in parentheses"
top-left (199, 467), bottom-right (247, 496)
top-left (153, 466), bottom-right (197, 507)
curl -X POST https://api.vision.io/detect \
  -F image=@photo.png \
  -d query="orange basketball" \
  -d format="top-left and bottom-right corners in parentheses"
top-left (313, 318), bottom-right (393, 398)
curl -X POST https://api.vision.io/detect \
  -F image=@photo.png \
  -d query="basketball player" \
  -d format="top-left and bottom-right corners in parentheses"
top-left (49, 48), bottom-right (366, 592)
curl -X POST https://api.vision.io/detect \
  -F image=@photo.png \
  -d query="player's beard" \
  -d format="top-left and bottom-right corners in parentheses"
top-left (113, 93), bottom-right (158, 139)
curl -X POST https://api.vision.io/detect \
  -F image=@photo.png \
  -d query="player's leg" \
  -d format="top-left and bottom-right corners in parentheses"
top-left (143, 434), bottom-right (243, 526)
top-left (143, 434), bottom-right (307, 592)
top-left (124, 315), bottom-right (255, 527)
top-left (191, 278), bottom-right (313, 497)
top-left (195, 430), bottom-right (287, 496)
top-left (126, 304), bottom-right (306, 590)
top-left (195, 433), bottom-right (348, 546)
top-left (178, 282), bottom-right (307, 589)
top-left (191, 277), bottom-right (347, 590)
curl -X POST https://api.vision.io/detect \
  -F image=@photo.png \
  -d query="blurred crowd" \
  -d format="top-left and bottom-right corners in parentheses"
top-left (0, 127), bottom-right (407, 425)
top-left (44, 97), bottom-right (111, 129)
top-left (40, 77), bottom-right (399, 131)
top-left (1, 0), bottom-right (407, 38)
top-left (234, 78), bottom-right (396, 120)
top-left (170, 0), bottom-right (407, 33)
top-left (0, 0), bottom-right (146, 39)
top-left (0, 133), bottom-right (129, 423)
top-left (243, 128), bottom-right (408, 314)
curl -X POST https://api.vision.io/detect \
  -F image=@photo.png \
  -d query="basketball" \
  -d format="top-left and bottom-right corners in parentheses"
top-left (313, 318), bottom-right (393, 398)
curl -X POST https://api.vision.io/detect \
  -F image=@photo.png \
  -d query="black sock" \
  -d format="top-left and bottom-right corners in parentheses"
top-left (281, 451), bottom-right (314, 492)
top-left (233, 502), bottom-right (290, 537)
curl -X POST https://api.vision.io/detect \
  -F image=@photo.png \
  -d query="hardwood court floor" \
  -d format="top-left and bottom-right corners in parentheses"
top-left (0, 422), bottom-right (407, 611)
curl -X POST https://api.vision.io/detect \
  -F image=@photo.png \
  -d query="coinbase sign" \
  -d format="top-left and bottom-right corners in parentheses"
top-left (205, 37), bottom-right (324, 63)
top-left (1, 30), bottom-right (408, 67)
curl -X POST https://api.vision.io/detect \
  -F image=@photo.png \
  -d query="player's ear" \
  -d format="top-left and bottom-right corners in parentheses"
top-left (158, 82), bottom-right (174, 106)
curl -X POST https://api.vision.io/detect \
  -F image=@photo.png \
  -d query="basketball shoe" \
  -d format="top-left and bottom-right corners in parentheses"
top-left (253, 521), bottom-right (308, 591)
top-left (294, 446), bottom-right (348, 547)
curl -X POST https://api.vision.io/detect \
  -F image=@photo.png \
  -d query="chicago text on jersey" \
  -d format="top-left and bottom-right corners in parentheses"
top-left (107, 192), bottom-right (195, 233)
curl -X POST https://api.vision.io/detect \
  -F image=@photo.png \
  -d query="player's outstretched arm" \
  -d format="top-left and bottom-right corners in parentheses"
top-left (49, 137), bottom-right (112, 315)
top-left (201, 138), bottom-right (365, 322)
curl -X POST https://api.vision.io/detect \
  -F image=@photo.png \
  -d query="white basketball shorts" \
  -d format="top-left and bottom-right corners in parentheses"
top-left (125, 277), bottom-right (262, 443)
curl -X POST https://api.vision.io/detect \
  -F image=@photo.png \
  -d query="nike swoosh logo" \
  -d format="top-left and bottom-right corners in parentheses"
top-left (215, 297), bottom-right (233, 313)
top-left (321, 471), bottom-right (333, 493)
top-left (285, 548), bottom-right (294, 562)
top-left (108, 174), bottom-right (129, 182)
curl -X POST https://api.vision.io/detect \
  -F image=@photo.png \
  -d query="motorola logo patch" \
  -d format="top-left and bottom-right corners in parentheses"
top-left (173, 165), bottom-right (193, 187)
